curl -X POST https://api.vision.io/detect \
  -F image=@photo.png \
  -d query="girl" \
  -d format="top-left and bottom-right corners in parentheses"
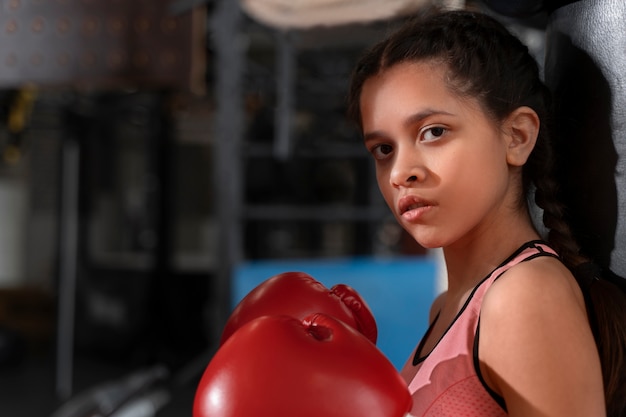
top-left (348, 9), bottom-right (626, 417)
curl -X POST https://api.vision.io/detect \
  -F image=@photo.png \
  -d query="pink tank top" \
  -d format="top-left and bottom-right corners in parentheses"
top-left (403, 241), bottom-right (558, 417)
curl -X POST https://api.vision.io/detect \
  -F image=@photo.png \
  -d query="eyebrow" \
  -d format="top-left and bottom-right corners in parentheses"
top-left (363, 108), bottom-right (453, 142)
top-left (406, 108), bottom-right (453, 126)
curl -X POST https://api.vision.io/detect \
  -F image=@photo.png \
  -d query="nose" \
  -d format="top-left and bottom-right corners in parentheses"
top-left (389, 150), bottom-right (426, 187)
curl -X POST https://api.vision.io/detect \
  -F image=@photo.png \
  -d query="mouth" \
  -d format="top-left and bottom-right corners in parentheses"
top-left (398, 195), bottom-right (434, 219)
top-left (402, 202), bottom-right (427, 214)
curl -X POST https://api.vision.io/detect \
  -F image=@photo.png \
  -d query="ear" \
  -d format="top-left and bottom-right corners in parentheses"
top-left (504, 106), bottom-right (540, 167)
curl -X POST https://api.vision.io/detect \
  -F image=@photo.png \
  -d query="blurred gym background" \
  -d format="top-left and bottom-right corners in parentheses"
top-left (0, 1), bottom-right (546, 416)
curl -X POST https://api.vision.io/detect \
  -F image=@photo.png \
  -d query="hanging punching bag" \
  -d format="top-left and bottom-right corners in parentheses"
top-left (484, 0), bottom-right (626, 278)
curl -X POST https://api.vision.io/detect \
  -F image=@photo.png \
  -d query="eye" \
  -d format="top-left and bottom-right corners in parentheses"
top-left (422, 126), bottom-right (447, 142)
top-left (370, 143), bottom-right (393, 160)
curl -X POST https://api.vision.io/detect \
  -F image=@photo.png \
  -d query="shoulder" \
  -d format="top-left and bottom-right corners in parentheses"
top-left (480, 256), bottom-right (589, 359)
top-left (484, 255), bottom-right (585, 314)
top-left (478, 256), bottom-right (605, 416)
top-left (481, 255), bottom-right (590, 355)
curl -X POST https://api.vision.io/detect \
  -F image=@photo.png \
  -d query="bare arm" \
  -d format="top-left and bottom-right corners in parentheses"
top-left (478, 257), bottom-right (605, 417)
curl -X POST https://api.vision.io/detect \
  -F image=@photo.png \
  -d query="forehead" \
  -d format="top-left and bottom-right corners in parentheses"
top-left (363, 61), bottom-right (446, 93)
top-left (360, 62), bottom-right (469, 121)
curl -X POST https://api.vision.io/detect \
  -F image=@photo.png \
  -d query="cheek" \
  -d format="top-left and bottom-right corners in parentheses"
top-left (443, 153), bottom-right (510, 214)
top-left (374, 167), bottom-right (399, 216)
top-left (445, 138), bottom-right (507, 181)
top-left (375, 166), bottom-right (393, 202)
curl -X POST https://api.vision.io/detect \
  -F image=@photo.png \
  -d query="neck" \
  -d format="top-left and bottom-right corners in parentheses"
top-left (442, 215), bottom-right (540, 297)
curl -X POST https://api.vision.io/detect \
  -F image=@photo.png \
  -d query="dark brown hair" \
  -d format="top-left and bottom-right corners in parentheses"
top-left (348, 9), bottom-right (626, 416)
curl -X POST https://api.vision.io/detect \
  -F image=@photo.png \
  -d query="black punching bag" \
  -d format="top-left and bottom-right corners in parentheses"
top-left (484, 0), bottom-right (626, 277)
top-left (544, 0), bottom-right (626, 277)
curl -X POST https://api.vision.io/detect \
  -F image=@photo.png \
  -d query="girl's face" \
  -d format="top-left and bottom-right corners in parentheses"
top-left (360, 61), bottom-right (520, 249)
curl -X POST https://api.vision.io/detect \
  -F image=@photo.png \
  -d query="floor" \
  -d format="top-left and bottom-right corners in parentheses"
top-left (0, 347), bottom-right (211, 417)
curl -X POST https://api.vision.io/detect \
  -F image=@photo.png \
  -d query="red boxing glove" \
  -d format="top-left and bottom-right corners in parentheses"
top-left (220, 271), bottom-right (377, 345)
top-left (194, 313), bottom-right (412, 417)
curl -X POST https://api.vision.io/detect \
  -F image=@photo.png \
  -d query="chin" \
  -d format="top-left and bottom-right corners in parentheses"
top-left (418, 241), bottom-right (445, 250)
top-left (400, 223), bottom-right (449, 250)
top-left (410, 233), bottom-right (446, 250)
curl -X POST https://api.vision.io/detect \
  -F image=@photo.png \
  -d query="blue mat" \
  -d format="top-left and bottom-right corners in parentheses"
top-left (233, 256), bottom-right (439, 369)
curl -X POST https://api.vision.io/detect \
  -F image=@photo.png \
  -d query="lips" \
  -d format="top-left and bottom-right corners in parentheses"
top-left (398, 194), bottom-right (434, 221)
top-left (404, 202), bottom-right (426, 212)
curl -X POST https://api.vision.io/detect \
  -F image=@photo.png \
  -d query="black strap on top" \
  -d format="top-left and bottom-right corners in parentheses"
top-left (571, 261), bottom-right (626, 344)
top-left (601, 268), bottom-right (626, 294)
top-left (572, 261), bottom-right (601, 289)
top-left (412, 312), bottom-right (439, 366)
top-left (571, 261), bottom-right (626, 301)
top-left (571, 261), bottom-right (602, 342)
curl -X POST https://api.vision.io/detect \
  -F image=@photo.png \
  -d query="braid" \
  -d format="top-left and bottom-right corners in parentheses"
top-left (527, 84), bottom-right (587, 268)
top-left (534, 174), bottom-right (585, 267)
